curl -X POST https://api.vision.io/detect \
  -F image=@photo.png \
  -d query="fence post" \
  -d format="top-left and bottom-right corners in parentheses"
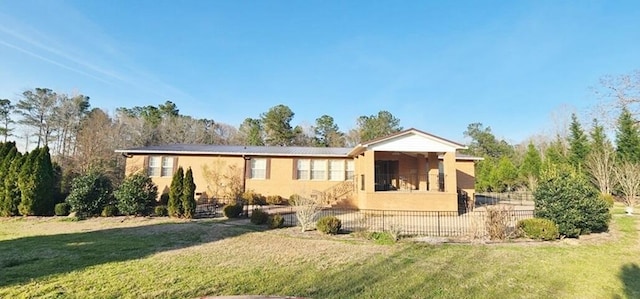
top-left (382, 210), bottom-right (386, 232)
top-left (437, 211), bottom-right (441, 237)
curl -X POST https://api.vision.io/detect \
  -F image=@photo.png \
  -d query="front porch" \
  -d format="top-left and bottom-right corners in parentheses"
top-left (348, 128), bottom-right (471, 212)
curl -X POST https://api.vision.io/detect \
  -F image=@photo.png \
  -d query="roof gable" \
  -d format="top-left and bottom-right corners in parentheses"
top-left (349, 128), bottom-right (466, 155)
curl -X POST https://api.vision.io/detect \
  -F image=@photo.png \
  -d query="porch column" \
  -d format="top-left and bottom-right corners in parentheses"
top-left (363, 150), bottom-right (375, 193)
top-left (442, 152), bottom-right (457, 193)
top-left (427, 152), bottom-right (439, 191)
top-left (416, 153), bottom-right (427, 191)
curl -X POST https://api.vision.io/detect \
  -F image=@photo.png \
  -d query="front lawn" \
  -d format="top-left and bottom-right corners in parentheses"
top-left (1, 214), bottom-right (639, 298)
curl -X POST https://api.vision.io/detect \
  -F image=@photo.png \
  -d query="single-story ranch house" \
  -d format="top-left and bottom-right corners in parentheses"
top-left (116, 128), bottom-right (481, 212)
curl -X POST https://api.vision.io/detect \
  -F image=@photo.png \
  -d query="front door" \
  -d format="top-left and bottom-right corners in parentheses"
top-left (374, 160), bottom-right (399, 191)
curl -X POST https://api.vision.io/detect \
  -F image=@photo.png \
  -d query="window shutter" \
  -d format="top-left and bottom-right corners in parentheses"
top-left (245, 158), bottom-right (251, 179)
top-left (173, 157), bottom-right (179, 174)
top-left (292, 158), bottom-right (298, 179)
top-left (143, 156), bottom-right (150, 176)
top-left (265, 158), bottom-right (271, 180)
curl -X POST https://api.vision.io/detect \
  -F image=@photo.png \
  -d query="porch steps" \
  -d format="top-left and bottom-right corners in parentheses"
top-left (313, 180), bottom-right (355, 207)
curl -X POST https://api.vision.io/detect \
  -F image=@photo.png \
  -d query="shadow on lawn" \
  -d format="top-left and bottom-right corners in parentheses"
top-left (0, 220), bottom-right (255, 288)
top-left (619, 263), bottom-right (640, 299)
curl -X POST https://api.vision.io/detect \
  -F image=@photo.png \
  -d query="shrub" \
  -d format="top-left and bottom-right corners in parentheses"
top-left (485, 205), bottom-right (515, 240)
top-left (534, 165), bottom-right (611, 238)
top-left (223, 204), bottom-right (243, 218)
top-left (250, 208), bottom-right (269, 225)
top-left (266, 195), bottom-right (288, 205)
top-left (600, 193), bottom-right (615, 208)
top-left (289, 194), bottom-right (302, 202)
top-left (317, 215), bottom-right (342, 234)
top-left (269, 214), bottom-right (285, 229)
top-left (101, 205), bottom-right (117, 217)
top-left (517, 218), bottom-right (559, 241)
top-left (242, 191), bottom-right (266, 206)
top-left (65, 171), bottom-right (113, 217)
top-left (114, 173), bottom-right (158, 216)
top-left (54, 202), bottom-right (70, 216)
top-left (154, 205), bottom-right (168, 217)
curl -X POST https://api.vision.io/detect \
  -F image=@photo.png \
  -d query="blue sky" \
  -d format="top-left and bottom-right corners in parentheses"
top-left (1, 1), bottom-right (639, 144)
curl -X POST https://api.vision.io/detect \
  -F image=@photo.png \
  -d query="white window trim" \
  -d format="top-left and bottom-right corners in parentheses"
top-left (251, 158), bottom-right (267, 179)
top-left (149, 156), bottom-right (175, 177)
top-left (311, 159), bottom-right (327, 180)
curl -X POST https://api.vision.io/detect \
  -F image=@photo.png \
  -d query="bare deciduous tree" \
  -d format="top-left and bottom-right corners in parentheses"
top-left (290, 194), bottom-right (322, 232)
top-left (612, 161), bottom-right (640, 207)
top-left (201, 159), bottom-right (243, 200)
top-left (585, 147), bottom-right (615, 195)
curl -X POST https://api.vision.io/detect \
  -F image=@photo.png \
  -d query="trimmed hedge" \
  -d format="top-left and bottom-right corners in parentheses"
top-left (250, 208), bottom-right (269, 225)
top-left (317, 215), bottom-right (341, 234)
top-left (269, 214), bottom-right (285, 229)
top-left (517, 218), bottom-right (559, 241)
top-left (101, 205), bottom-right (118, 217)
top-left (154, 205), bottom-right (168, 217)
top-left (223, 204), bottom-right (243, 218)
top-left (54, 202), bottom-right (70, 216)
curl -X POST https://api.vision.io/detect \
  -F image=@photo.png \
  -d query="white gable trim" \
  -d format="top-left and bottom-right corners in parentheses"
top-left (368, 132), bottom-right (462, 153)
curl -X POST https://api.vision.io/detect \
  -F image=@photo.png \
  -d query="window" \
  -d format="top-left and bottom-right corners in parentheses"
top-left (346, 160), bottom-right (355, 180)
top-left (311, 159), bottom-right (327, 180)
top-left (148, 156), bottom-right (174, 177)
top-left (251, 158), bottom-right (267, 179)
top-left (148, 156), bottom-right (161, 177)
top-left (161, 157), bottom-right (174, 177)
top-left (297, 159), bottom-right (310, 180)
top-left (328, 160), bottom-right (345, 181)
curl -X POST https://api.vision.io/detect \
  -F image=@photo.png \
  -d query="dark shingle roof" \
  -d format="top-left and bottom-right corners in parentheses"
top-left (115, 144), bottom-right (353, 157)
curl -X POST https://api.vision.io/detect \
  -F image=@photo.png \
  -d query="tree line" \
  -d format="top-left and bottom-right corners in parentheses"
top-left (0, 88), bottom-right (403, 187)
top-left (466, 70), bottom-right (640, 209)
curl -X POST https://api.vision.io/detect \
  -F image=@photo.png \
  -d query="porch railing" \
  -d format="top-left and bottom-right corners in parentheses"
top-left (374, 173), bottom-right (444, 192)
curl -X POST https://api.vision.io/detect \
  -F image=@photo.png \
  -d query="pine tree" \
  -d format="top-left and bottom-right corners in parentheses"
top-left (1, 153), bottom-right (23, 216)
top-left (544, 135), bottom-right (568, 167)
top-left (615, 107), bottom-right (640, 163)
top-left (567, 113), bottom-right (590, 169)
top-left (168, 167), bottom-right (184, 217)
top-left (182, 167), bottom-right (196, 219)
top-left (520, 142), bottom-right (542, 189)
top-left (590, 119), bottom-right (610, 154)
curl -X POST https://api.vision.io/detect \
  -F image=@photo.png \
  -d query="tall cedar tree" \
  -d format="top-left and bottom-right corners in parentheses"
top-left (567, 113), bottom-right (590, 169)
top-left (17, 149), bottom-right (37, 215)
top-left (0, 143), bottom-right (17, 200)
top-left (17, 147), bottom-right (55, 215)
top-left (0, 146), bottom-right (18, 212)
top-left (2, 153), bottom-right (24, 216)
top-left (182, 167), bottom-right (196, 219)
top-left (615, 107), bottom-right (640, 163)
top-left (33, 146), bottom-right (56, 215)
top-left (168, 167), bottom-right (184, 217)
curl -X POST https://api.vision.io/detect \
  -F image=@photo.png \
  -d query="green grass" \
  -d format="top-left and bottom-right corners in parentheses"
top-left (1, 215), bottom-right (640, 298)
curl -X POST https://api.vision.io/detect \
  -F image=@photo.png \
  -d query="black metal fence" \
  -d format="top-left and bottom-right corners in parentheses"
top-left (475, 192), bottom-right (535, 207)
top-left (196, 203), bottom-right (535, 237)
